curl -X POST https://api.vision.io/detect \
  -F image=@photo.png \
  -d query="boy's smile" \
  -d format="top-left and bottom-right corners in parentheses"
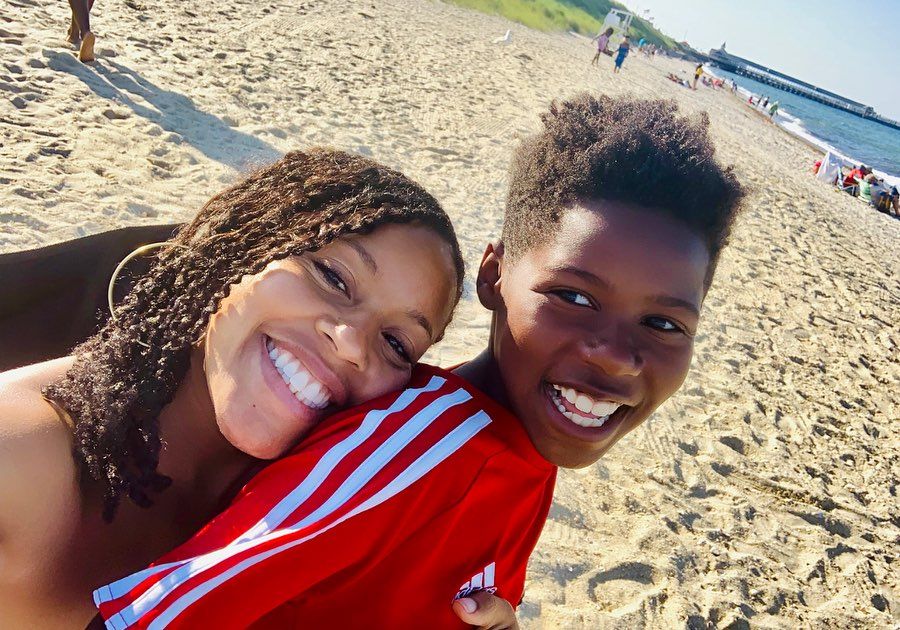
top-left (477, 200), bottom-right (710, 468)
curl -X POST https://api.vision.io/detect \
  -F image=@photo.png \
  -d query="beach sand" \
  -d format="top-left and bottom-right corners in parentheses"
top-left (1, 0), bottom-right (898, 627)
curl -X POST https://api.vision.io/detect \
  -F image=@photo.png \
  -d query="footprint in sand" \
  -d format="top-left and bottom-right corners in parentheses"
top-left (789, 509), bottom-right (852, 538)
top-left (0, 211), bottom-right (49, 230)
top-left (719, 435), bottom-right (746, 455)
top-left (587, 561), bottom-right (657, 603)
top-left (126, 202), bottom-right (158, 218)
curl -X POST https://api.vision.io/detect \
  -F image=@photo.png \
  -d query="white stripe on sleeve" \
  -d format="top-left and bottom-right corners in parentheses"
top-left (94, 376), bottom-right (447, 607)
top-left (147, 411), bottom-right (492, 630)
top-left (108, 385), bottom-right (474, 629)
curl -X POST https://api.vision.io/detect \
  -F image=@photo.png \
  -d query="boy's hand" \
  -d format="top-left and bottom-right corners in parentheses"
top-left (452, 591), bottom-right (520, 629)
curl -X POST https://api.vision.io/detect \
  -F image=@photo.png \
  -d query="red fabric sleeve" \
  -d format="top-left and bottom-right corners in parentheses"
top-left (95, 372), bottom-right (492, 630)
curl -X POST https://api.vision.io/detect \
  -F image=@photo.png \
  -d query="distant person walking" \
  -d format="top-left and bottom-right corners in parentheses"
top-left (613, 36), bottom-right (630, 73)
top-left (768, 101), bottom-right (780, 118)
top-left (692, 63), bottom-right (703, 89)
top-left (591, 28), bottom-right (614, 65)
top-left (66, 0), bottom-right (96, 62)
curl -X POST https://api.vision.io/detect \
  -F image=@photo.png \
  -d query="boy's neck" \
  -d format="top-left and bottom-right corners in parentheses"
top-left (452, 348), bottom-right (510, 410)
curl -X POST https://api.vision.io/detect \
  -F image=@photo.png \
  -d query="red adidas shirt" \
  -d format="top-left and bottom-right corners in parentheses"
top-left (95, 364), bottom-right (557, 629)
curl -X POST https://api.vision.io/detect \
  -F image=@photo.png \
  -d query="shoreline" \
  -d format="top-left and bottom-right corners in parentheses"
top-left (705, 66), bottom-right (899, 187)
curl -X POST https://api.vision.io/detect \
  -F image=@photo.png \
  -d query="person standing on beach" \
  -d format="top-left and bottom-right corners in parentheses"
top-left (67, 0), bottom-right (96, 62)
top-left (692, 64), bottom-right (703, 90)
top-left (613, 36), bottom-right (630, 73)
top-left (591, 27), bottom-right (614, 65)
top-left (768, 101), bottom-right (779, 118)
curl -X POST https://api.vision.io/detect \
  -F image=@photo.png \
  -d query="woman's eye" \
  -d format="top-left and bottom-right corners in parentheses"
top-left (645, 316), bottom-right (683, 333)
top-left (315, 262), bottom-right (348, 296)
top-left (555, 289), bottom-right (592, 307)
top-left (384, 334), bottom-right (411, 363)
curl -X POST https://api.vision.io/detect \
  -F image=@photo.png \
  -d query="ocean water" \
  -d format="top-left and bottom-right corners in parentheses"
top-left (712, 68), bottom-right (900, 186)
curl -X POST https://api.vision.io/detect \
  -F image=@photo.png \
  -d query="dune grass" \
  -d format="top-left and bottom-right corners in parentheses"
top-left (445, 0), bottom-right (602, 34)
top-left (443, 0), bottom-right (686, 53)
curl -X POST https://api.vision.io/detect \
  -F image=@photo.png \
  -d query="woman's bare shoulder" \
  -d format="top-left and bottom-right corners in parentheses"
top-left (0, 358), bottom-right (82, 567)
top-left (0, 358), bottom-right (112, 627)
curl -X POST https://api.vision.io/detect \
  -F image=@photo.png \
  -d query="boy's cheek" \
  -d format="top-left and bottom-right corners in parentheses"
top-left (644, 344), bottom-right (694, 409)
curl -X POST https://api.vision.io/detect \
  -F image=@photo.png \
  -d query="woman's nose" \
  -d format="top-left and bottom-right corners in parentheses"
top-left (319, 320), bottom-right (369, 371)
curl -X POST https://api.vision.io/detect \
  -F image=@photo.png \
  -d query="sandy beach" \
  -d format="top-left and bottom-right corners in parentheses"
top-left (1, 0), bottom-right (898, 627)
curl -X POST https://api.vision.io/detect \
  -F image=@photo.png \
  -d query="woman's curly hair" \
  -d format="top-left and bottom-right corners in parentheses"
top-left (44, 148), bottom-right (465, 520)
top-left (503, 94), bottom-right (744, 286)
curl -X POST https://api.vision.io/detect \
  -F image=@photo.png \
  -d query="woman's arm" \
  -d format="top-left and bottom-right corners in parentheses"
top-left (0, 361), bottom-right (85, 627)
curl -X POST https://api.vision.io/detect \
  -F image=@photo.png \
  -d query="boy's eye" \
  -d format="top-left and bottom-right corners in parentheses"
top-left (554, 289), bottom-right (592, 307)
top-left (644, 316), bottom-right (684, 334)
top-left (315, 262), bottom-right (348, 296)
top-left (384, 333), bottom-right (411, 363)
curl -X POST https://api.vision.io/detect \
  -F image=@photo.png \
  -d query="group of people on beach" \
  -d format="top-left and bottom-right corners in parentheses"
top-left (814, 158), bottom-right (899, 217)
top-left (665, 65), bottom-right (734, 95)
top-left (590, 27), bottom-right (632, 72)
top-left (839, 163), bottom-right (899, 216)
top-left (747, 94), bottom-right (780, 118)
top-left (1, 10), bottom-right (748, 629)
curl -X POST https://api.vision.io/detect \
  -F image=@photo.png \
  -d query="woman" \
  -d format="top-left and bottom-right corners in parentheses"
top-left (0, 148), bottom-right (468, 626)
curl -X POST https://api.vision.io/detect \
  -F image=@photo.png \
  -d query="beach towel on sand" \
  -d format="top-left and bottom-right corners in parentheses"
top-left (0, 223), bottom-right (181, 370)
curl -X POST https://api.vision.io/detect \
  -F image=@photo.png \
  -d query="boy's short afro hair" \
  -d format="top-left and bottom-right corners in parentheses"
top-left (502, 94), bottom-right (744, 285)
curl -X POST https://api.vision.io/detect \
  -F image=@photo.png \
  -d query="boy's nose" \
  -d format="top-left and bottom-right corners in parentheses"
top-left (582, 330), bottom-right (643, 377)
top-left (319, 319), bottom-right (369, 371)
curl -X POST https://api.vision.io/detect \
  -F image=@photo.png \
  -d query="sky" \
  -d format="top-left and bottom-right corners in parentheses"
top-left (622, 0), bottom-right (900, 120)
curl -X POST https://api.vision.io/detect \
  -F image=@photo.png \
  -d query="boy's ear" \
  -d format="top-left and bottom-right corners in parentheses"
top-left (476, 241), bottom-right (504, 311)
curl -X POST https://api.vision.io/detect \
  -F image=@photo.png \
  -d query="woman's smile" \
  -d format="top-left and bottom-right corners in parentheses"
top-left (259, 333), bottom-right (337, 428)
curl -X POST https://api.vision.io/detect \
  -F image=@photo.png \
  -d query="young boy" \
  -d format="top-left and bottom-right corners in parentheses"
top-left (94, 95), bottom-right (743, 629)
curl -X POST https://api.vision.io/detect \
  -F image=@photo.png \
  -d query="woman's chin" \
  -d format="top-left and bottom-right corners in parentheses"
top-left (217, 415), bottom-right (293, 460)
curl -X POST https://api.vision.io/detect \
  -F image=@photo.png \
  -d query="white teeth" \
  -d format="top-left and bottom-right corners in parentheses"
top-left (281, 361), bottom-right (300, 379)
top-left (591, 400), bottom-right (620, 417)
top-left (575, 394), bottom-right (593, 413)
top-left (301, 381), bottom-right (321, 401)
top-left (266, 339), bottom-right (331, 410)
top-left (550, 383), bottom-right (623, 428)
top-left (562, 409), bottom-right (609, 428)
top-left (289, 371), bottom-right (310, 393)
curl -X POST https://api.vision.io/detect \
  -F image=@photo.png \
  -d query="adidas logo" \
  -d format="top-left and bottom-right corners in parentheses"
top-left (454, 562), bottom-right (497, 599)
